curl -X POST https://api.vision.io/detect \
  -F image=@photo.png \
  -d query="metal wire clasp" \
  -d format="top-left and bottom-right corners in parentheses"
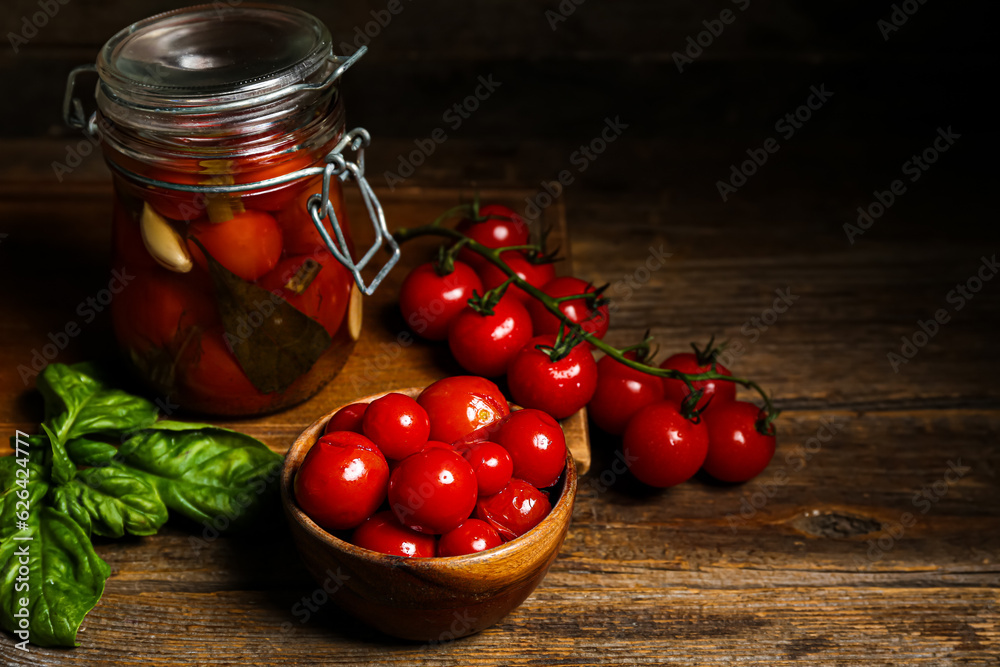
top-left (308, 128), bottom-right (399, 296)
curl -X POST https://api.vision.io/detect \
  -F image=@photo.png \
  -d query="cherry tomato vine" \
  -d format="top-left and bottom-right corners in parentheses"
top-left (392, 201), bottom-right (779, 434)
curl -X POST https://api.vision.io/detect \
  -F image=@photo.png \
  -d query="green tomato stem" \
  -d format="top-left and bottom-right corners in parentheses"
top-left (392, 223), bottom-right (776, 418)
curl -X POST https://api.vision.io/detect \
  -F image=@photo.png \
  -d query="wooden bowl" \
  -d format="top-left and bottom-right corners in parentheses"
top-left (280, 388), bottom-right (578, 641)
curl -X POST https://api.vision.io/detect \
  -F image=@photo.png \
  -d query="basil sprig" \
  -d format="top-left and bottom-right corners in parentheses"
top-left (0, 363), bottom-right (282, 648)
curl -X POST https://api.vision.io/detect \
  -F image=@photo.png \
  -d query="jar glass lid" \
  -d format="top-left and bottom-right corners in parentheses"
top-left (96, 3), bottom-right (338, 111)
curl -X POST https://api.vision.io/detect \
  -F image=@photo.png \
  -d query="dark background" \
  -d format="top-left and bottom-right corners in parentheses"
top-left (1, 1), bottom-right (999, 664)
top-left (2, 0), bottom-right (997, 202)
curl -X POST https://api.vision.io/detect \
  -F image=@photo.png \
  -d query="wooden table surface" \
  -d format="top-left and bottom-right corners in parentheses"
top-left (1, 0), bottom-right (998, 661)
top-left (1, 150), bottom-right (997, 665)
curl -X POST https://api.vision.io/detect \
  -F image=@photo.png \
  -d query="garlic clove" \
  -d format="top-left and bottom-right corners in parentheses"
top-left (140, 203), bottom-right (193, 273)
top-left (348, 282), bottom-right (363, 341)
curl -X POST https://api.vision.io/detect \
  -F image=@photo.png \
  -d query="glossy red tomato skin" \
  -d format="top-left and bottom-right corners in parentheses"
top-left (588, 353), bottom-right (667, 435)
top-left (417, 376), bottom-right (510, 443)
top-left (703, 401), bottom-right (776, 482)
top-left (362, 393), bottom-right (431, 461)
top-left (399, 261), bottom-right (484, 341)
top-left (507, 335), bottom-right (598, 420)
top-left (659, 353), bottom-right (737, 413)
top-left (493, 409), bottom-right (567, 489)
top-left (525, 277), bottom-right (610, 344)
top-left (438, 519), bottom-right (503, 557)
top-left (351, 510), bottom-right (436, 558)
top-left (188, 209), bottom-right (283, 281)
top-left (455, 204), bottom-right (530, 270)
top-left (622, 402), bottom-right (709, 488)
top-left (324, 403), bottom-right (368, 435)
top-left (475, 479), bottom-right (552, 541)
top-left (447, 295), bottom-right (534, 378)
top-left (388, 448), bottom-right (479, 534)
top-left (460, 442), bottom-right (514, 496)
top-left (477, 251), bottom-right (556, 304)
top-left (294, 431), bottom-right (390, 531)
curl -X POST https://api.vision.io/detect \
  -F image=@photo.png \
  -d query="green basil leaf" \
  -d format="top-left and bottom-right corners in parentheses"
top-left (0, 506), bottom-right (110, 648)
top-left (49, 485), bottom-right (93, 536)
top-left (145, 420), bottom-right (237, 433)
top-left (64, 438), bottom-right (119, 467)
top-left (37, 363), bottom-right (158, 443)
top-left (51, 467), bottom-right (168, 539)
top-left (117, 428), bottom-right (282, 530)
top-left (193, 238), bottom-right (332, 394)
top-left (41, 423), bottom-right (75, 486)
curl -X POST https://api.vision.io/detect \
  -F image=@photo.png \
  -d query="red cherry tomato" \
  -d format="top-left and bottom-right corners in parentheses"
top-left (588, 353), bottom-right (666, 435)
top-left (313, 252), bottom-right (354, 337)
top-left (525, 276), bottom-right (610, 345)
top-left (460, 442), bottom-right (514, 496)
top-left (188, 209), bottom-right (283, 281)
top-left (399, 261), bottom-right (483, 341)
top-left (438, 519), bottom-right (503, 557)
top-left (455, 204), bottom-right (530, 270)
top-left (237, 151), bottom-right (315, 212)
top-left (363, 393), bottom-right (431, 461)
top-left (258, 254), bottom-right (323, 315)
top-left (622, 402), bottom-right (709, 488)
top-left (177, 325), bottom-right (264, 403)
top-left (142, 168), bottom-right (206, 221)
top-left (294, 431), bottom-right (389, 531)
top-left (703, 401), bottom-right (776, 482)
top-left (112, 201), bottom-right (156, 270)
top-left (447, 295), bottom-right (534, 378)
top-left (507, 335), bottom-right (598, 420)
top-left (388, 448), bottom-right (478, 534)
top-left (477, 251), bottom-right (557, 304)
top-left (475, 479), bottom-right (552, 541)
top-left (492, 409), bottom-right (567, 488)
top-left (324, 403), bottom-right (368, 435)
top-left (417, 376), bottom-right (510, 443)
top-left (111, 267), bottom-right (217, 354)
top-left (275, 175), bottom-right (352, 255)
top-left (421, 440), bottom-right (455, 452)
top-left (660, 353), bottom-right (736, 412)
top-left (352, 510), bottom-right (436, 558)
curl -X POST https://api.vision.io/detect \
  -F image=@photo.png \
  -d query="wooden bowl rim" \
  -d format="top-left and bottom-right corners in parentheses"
top-left (280, 386), bottom-right (578, 571)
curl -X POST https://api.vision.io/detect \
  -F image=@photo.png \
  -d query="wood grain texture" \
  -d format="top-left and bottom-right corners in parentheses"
top-left (0, 0), bottom-right (998, 656)
top-left (1, 176), bottom-right (996, 664)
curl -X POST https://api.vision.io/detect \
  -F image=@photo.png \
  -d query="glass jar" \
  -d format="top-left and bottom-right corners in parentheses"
top-left (64, 4), bottom-right (398, 416)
